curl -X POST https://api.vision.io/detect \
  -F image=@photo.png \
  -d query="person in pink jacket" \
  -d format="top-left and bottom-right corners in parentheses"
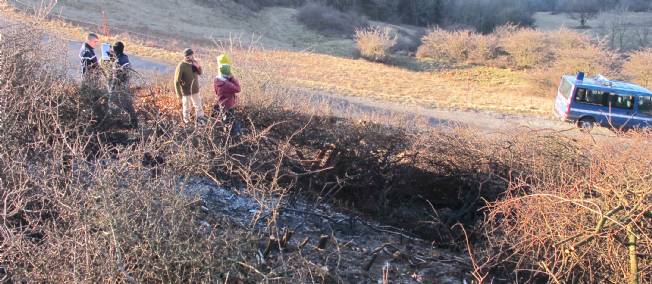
top-left (212, 59), bottom-right (242, 134)
top-left (213, 66), bottom-right (241, 112)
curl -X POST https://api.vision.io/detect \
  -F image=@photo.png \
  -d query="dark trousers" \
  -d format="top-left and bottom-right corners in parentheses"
top-left (212, 105), bottom-right (240, 135)
top-left (110, 82), bottom-right (138, 126)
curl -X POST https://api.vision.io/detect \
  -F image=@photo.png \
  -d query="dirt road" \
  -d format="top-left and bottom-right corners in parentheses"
top-left (302, 89), bottom-right (580, 132)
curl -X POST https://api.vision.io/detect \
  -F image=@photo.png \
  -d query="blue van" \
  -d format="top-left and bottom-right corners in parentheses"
top-left (554, 72), bottom-right (652, 130)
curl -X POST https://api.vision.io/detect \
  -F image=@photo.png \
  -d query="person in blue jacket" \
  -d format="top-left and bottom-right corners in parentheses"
top-left (79, 33), bottom-right (100, 82)
top-left (109, 41), bottom-right (138, 128)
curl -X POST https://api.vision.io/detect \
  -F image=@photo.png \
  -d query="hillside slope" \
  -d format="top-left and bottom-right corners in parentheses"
top-left (17, 0), bottom-right (349, 51)
top-left (2, 4), bottom-right (554, 116)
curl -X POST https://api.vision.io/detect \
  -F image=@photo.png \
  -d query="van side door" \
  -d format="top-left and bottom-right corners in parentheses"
top-left (572, 88), bottom-right (609, 125)
top-left (605, 92), bottom-right (636, 129)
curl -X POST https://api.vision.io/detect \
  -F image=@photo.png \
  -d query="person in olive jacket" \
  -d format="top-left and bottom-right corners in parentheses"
top-left (174, 48), bottom-right (205, 124)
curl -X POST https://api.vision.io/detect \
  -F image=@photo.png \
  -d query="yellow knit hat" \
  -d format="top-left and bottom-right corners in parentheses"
top-left (217, 53), bottom-right (231, 65)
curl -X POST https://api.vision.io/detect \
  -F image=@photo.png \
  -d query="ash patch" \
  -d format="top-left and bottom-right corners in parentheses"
top-left (182, 177), bottom-right (473, 283)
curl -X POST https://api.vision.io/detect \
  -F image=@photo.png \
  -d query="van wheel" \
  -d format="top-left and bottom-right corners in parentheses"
top-left (578, 117), bottom-right (595, 131)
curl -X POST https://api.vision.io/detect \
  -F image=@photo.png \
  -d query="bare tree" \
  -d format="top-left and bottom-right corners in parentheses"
top-left (560, 0), bottom-right (601, 28)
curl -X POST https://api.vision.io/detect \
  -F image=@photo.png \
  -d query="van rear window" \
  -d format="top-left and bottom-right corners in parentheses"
top-left (559, 79), bottom-right (573, 99)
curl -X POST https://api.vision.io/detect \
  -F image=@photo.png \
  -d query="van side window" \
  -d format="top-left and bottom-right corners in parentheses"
top-left (575, 88), bottom-right (605, 106)
top-left (639, 96), bottom-right (652, 115)
top-left (608, 93), bottom-right (634, 110)
top-left (575, 88), bottom-right (587, 102)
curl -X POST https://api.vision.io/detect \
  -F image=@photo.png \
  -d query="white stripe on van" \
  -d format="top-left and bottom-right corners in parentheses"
top-left (573, 108), bottom-right (652, 122)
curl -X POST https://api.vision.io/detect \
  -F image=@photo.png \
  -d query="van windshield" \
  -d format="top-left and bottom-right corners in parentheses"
top-left (559, 78), bottom-right (573, 99)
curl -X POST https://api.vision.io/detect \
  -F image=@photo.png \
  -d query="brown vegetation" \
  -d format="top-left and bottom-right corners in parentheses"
top-left (479, 132), bottom-right (652, 283)
top-left (624, 48), bottom-right (652, 89)
top-left (354, 25), bottom-right (396, 62)
top-left (416, 25), bottom-right (636, 97)
top-left (416, 28), bottom-right (499, 65)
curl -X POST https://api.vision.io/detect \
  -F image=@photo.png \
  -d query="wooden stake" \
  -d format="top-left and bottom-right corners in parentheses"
top-left (628, 225), bottom-right (639, 284)
top-left (280, 228), bottom-right (294, 249)
top-left (299, 237), bottom-right (310, 250)
top-left (263, 236), bottom-right (278, 257)
top-left (316, 235), bottom-right (330, 250)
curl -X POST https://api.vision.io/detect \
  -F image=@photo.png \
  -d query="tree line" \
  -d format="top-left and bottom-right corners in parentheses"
top-left (227, 0), bottom-right (651, 32)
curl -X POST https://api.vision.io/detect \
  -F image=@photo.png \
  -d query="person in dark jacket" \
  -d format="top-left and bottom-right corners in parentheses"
top-left (109, 41), bottom-right (138, 128)
top-left (79, 33), bottom-right (100, 82)
top-left (174, 48), bottom-right (205, 124)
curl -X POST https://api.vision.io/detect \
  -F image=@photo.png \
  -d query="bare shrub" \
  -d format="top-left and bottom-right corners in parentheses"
top-left (501, 28), bottom-right (551, 69)
top-left (355, 25), bottom-right (397, 62)
top-left (493, 22), bottom-right (520, 39)
top-left (416, 28), bottom-right (473, 63)
top-left (297, 2), bottom-right (367, 35)
top-left (547, 27), bottom-right (593, 51)
top-left (531, 29), bottom-right (616, 94)
top-left (480, 133), bottom-right (652, 283)
top-left (623, 48), bottom-right (652, 88)
top-left (469, 34), bottom-right (500, 64)
top-left (417, 28), bottom-right (498, 65)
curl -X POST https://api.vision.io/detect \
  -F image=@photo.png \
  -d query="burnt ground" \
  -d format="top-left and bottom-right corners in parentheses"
top-left (184, 177), bottom-right (472, 283)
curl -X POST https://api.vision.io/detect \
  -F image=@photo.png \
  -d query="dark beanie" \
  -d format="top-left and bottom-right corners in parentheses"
top-left (183, 48), bottom-right (194, 57)
top-left (113, 41), bottom-right (125, 55)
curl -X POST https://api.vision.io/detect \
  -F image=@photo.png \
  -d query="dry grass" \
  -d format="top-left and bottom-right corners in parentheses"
top-left (257, 51), bottom-right (549, 114)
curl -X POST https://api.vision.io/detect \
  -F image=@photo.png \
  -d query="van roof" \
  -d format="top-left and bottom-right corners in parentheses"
top-left (563, 75), bottom-right (652, 96)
